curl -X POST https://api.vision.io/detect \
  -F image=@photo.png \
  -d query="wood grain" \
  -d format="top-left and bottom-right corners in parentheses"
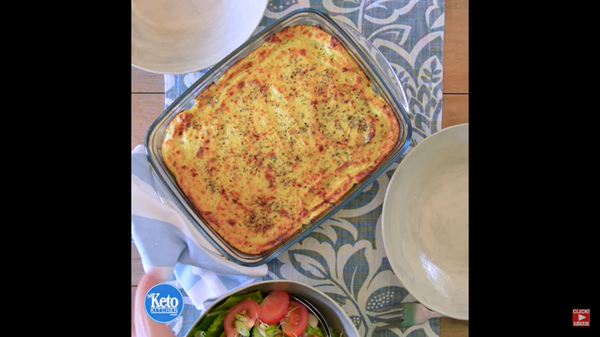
top-left (440, 318), bottom-right (469, 337)
top-left (443, 0), bottom-right (468, 94)
top-left (132, 94), bottom-right (165, 149)
top-left (132, 67), bottom-right (164, 93)
top-left (442, 94), bottom-right (469, 128)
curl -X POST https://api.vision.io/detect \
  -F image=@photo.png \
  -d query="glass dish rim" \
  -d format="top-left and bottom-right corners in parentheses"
top-left (145, 7), bottom-right (413, 266)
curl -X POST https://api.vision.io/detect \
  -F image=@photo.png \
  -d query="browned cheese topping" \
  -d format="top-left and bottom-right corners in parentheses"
top-left (162, 25), bottom-right (400, 254)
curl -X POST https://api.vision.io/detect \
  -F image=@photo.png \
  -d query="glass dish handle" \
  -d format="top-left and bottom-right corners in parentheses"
top-left (331, 18), bottom-right (409, 112)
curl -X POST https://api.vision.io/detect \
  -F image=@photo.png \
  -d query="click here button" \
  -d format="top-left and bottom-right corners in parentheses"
top-left (573, 309), bottom-right (590, 327)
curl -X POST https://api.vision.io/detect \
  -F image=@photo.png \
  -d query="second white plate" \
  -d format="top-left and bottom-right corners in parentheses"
top-left (382, 123), bottom-right (469, 320)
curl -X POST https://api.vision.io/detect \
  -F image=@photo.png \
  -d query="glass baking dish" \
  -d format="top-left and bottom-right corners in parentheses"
top-left (145, 8), bottom-right (412, 266)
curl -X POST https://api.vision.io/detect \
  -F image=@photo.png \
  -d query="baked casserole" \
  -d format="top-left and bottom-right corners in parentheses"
top-left (161, 25), bottom-right (400, 255)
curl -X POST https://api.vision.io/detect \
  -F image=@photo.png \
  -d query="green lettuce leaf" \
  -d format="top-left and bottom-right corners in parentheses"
top-left (203, 312), bottom-right (227, 337)
top-left (305, 325), bottom-right (324, 337)
top-left (189, 290), bottom-right (264, 337)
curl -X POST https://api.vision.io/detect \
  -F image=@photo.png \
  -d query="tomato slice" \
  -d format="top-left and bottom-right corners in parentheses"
top-left (281, 300), bottom-right (309, 337)
top-left (224, 298), bottom-right (261, 337)
top-left (258, 290), bottom-right (290, 324)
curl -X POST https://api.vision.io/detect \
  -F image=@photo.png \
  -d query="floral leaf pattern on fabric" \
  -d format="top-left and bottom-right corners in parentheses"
top-left (289, 249), bottom-right (332, 280)
top-left (343, 248), bottom-right (369, 299)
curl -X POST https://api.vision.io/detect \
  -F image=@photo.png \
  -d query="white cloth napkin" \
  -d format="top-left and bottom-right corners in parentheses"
top-left (131, 144), bottom-right (268, 310)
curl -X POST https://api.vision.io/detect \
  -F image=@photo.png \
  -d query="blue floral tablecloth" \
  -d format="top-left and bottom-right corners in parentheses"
top-left (162, 1), bottom-right (445, 336)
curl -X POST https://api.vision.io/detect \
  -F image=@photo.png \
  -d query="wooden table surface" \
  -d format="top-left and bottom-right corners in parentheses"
top-left (131, 1), bottom-right (468, 335)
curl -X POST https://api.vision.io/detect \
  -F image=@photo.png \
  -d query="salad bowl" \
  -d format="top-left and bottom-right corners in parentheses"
top-left (185, 280), bottom-right (359, 337)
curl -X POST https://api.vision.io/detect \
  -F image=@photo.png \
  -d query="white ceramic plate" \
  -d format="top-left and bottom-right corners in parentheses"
top-left (132, 0), bottom-right (268, 74)
top-left (382, 123), bottom-right (469, 320)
